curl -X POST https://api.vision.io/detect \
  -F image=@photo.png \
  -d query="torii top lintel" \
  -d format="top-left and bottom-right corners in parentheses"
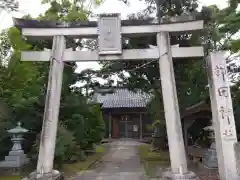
top-left (13, 14), bottom-right (204, 38)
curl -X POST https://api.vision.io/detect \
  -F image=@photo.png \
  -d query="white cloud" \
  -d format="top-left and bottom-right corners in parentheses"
top-left (199, 0), bottom-right (228, 8)
top-left (94, 0), bottom-right (146, 18)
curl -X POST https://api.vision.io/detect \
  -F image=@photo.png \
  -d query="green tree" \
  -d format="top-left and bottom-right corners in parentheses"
top-left (99, 0), bottom-right (211, 119)
top-left (218, 0), bottom-right (240, 135)
top-left (0, 0), bottom-right (105, 165)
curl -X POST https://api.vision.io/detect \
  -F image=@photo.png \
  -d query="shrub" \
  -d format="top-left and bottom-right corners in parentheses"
top-left (81, 103), bottom-right (105, 150)
top-left (30, 123), bottom-right (77, 168)
top-left (151, 120), bottom-right (168, 150)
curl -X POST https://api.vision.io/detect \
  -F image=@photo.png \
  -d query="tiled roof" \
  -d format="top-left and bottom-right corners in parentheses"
top-left (93, 88), bottom-right (151, 108)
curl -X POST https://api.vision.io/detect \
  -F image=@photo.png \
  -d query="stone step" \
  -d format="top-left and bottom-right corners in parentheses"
top-left (5, 155), bottom-right (27, 161)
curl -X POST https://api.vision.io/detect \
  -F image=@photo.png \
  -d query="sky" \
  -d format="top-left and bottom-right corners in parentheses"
top-left (0, 0), bottom-right (228, 29)
top-left (0, 0), bottom-right (229, 73)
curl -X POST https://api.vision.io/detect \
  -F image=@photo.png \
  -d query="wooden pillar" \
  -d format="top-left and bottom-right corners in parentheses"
top-left (183, 120), bottom-right (188, 153)
top-left (37, 35), bottom-right (65, 175)
top-left (184, 128), bottom-right (188, 156)
top-left (140, 113), bottom-right (143, 140)
top-left (183, 120), bottom-right (189, 157)
top-left (183, 120), bottom-right (194, 155)
top-left (109, 112), bottom-right (112, 139)
top-left (125, 115), bottom-right (128, 138)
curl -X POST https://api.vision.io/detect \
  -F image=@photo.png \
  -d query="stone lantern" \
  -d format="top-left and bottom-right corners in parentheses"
top-left (0, 122), bottom-right (29, 168)
top-left (202, 119), bottom-right (218, 169)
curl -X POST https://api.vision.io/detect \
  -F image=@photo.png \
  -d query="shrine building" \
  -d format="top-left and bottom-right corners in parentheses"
top-left (92, 88), bottom-right (153, 139)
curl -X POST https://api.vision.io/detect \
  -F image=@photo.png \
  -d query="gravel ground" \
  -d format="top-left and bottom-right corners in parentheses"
top-left (72, 139), bottom-right (145, 180)
top-left (71, 139), bottom-right (220, 180)
top-left (194, 168), bottom-right (219, 180)
top-left (188, 162), bottom-right (220, 180)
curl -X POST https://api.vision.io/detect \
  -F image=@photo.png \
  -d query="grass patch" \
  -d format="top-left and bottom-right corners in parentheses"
top-left (0, 176), bottom-right (20, 180)
top-left (139, 144), bottom-right (169, 162)
top-left (139, 144), bottom-right (170, 178)
top-left (0, 145), bottom-right (106, 179)
top-left (62, 145), bottom-right (105, 178)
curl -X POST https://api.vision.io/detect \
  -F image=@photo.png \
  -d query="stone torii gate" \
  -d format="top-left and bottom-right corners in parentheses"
top-left (16, 14), bottom-right (203, 180)
top-left (14, 14), bottom-right (214, 179)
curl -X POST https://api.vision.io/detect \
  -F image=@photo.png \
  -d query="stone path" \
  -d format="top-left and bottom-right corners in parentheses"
top-left (73, 139), bottom-right (145, 180)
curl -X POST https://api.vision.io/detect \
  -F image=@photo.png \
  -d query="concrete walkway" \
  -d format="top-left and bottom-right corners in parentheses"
top-left (73, 139), bottom-right (145, 180)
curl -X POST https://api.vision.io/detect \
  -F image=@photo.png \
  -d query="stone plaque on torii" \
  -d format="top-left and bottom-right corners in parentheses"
top-left (14, 13), bottom-right (238, 180)
top-left (98, 14), bottom-right (122, 55)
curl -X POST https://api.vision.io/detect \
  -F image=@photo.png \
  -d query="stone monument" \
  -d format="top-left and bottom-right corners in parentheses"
top-left (202, 119), bottom-right (218, 169)
top-left (207, 52), bottom-right (239, 180)
top-left (234, 142), bottom-right (240, 176)
top-left (0, 122), bottom-right (29, 168)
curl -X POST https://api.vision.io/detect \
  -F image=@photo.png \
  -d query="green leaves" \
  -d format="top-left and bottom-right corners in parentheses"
top-left (212, 1), bottom-right (240, 53)
top-left (41, 0), bottom-right (51, 4)
top-left (55, 124), bottom-right (76, 159)
top-left (40, 0), bottom-right (104, 21)
top-left (229, 0), bottom-right (240, 10)
top-left (231, 39), bottom-right (240, 53)
top-left (0, 0), bottom-right (107, 165)
top-left (95, 0), bottom-right (212, 125)
top-left (8, 27), bottom-right (31, 51)
top-left (0, 30), bottom-right (11, 63)
top-left (4, 27), bottom-right (32, 76)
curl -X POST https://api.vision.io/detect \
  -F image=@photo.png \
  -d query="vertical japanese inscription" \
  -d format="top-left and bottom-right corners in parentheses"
top-left (207, 50), bottom-right (238, 180)
top-left (219, 106), bottom-right (231, 124)
top-left (210, 52), bottom-right (237, 141)
top-left (98, 14), bottom-right (122, 55)
top-left (215, 65), bottom-right (226, 81)
top-left (218, 86), bottom-right (228, 97)
top-left (219, 105), bottom-right (235, 138)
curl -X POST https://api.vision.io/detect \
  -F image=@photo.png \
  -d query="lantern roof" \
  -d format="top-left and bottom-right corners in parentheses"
top-left (7, 122), bottom-right (28, 134)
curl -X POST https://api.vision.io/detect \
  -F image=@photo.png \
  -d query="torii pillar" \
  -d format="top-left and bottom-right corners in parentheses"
top-left (157, 32), bottom-right (198, 180)
top-left (27, 36), bottom-right (65, 180)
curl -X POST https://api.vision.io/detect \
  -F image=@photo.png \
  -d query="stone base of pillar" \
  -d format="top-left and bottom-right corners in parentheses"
top-left (21, 170), bottom-right (64, 180)
top-left (0, 150), bottom-right (29, 168)
top-left (162, 171), bottom-right (199, 180)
